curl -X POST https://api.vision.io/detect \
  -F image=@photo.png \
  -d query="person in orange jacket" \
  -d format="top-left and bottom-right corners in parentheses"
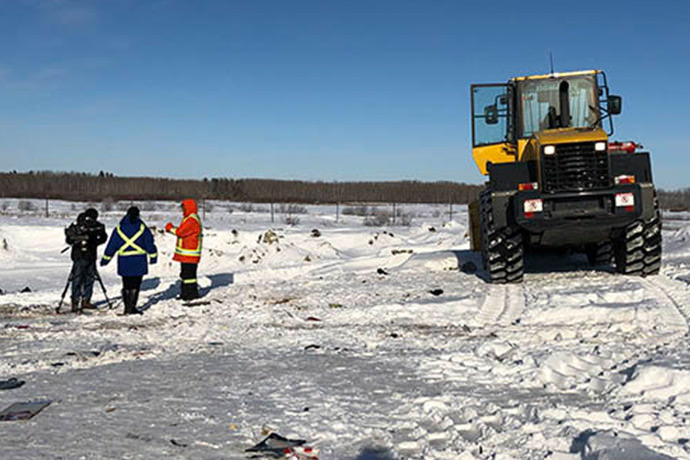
top-left (165, 199), bottom-right (202, 300)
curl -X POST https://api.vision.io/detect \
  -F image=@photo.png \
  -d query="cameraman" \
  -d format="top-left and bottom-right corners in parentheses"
top-left (65, 208), bottom-right (107, 313)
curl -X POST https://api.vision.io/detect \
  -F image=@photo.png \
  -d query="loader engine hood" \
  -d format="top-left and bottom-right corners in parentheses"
top-left (532, 127), bottom-right (608, 147)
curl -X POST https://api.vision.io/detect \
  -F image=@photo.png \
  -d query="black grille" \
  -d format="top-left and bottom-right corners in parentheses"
top-left (541, 142), bottom-right (609, 192)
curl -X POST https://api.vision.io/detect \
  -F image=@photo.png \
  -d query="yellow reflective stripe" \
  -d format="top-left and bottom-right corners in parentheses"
top-left (175, 213), bottom-right (203, 255)
top-left (116, 224), bottom-right (146, 256)
top-left (186, 213), bottom-right (202, 227)
top-left (149, 253), bottom-right (158, 258)
top-left (175, 239), bottom-right (201, 251)
top-left (182, 278), bottom-right (197, 284)
top-left (175, 248), bottom-right (202, 256)
top-left (102, 254), bottom-right (112, 260)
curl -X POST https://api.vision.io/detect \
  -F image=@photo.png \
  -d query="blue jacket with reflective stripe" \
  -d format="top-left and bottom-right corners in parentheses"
top-left (103, 216), bottom-right (158, 277)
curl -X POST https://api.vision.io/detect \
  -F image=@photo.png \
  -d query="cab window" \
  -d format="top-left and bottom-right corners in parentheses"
top-left (518, 76), bottom-right (598, 137)
top-left (472, 85), bottom-right (511, 146)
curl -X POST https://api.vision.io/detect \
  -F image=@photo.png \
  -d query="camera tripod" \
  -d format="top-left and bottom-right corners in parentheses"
top-left (57, 263), bottom-right (113, 313)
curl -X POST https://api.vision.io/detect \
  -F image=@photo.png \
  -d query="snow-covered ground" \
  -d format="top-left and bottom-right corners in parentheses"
top-left (1, 198), bottom-right (690, 459)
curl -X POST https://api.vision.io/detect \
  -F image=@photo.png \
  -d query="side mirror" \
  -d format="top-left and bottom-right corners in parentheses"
top-left (484, 105), bottom-right (499, 125)
top-left (608, 95), bottom-right (622, 115)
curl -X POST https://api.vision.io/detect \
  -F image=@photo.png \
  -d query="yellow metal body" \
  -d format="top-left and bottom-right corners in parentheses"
top-left (472, 143), bottom-right (516, 175)
top-left (472, 70), bottom-right (607, 176)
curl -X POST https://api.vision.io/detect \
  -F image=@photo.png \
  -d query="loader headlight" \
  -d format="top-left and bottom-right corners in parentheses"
top-left (595, 142), bottom-right (607, 152)
top-left (544, 145), bottom-right (556, 155)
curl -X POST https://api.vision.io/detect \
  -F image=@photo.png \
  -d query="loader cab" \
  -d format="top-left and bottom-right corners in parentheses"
top-left (471, 70), bottom-right (622, 175)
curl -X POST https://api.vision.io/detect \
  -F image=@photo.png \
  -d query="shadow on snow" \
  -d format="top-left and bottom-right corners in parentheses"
top-left (451, 248), bottom-right (615, 283)
top-left (138, 272), bottom-right (234, 312)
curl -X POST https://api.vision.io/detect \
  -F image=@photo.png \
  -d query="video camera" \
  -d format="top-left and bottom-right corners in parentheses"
top-left (65, 213), bottom-right (99, 253)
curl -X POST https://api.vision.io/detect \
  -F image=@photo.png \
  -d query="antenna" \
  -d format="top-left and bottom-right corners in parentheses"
top-left (549, 52), bottom-right (555, 74)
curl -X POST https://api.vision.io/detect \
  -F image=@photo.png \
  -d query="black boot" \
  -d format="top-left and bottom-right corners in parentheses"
top-left (123, 289), bottom-right (142, 315)
top-left (181, 283), bottom-right (200, 301)
top-left (123, 289), bottom-right (133, 315)
top-left (130, 288), bottom-right (141, 314)
top-left (71, 298), bottom-right (82, 314)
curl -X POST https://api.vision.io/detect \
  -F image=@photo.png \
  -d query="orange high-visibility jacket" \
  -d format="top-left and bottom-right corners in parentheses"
top-left (170, 199), bottom-right (202, 264)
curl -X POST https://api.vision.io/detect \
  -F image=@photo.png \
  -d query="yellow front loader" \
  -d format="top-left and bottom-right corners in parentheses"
top-left (468, 70), bottom-right (660, 283)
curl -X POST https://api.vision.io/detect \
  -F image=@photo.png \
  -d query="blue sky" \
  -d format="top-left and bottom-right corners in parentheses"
top-left (0, 0), bottom-right (688, 188)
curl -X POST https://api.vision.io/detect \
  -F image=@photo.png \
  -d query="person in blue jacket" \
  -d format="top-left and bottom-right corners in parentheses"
top-left (100, 206), bottom-right (158, 315)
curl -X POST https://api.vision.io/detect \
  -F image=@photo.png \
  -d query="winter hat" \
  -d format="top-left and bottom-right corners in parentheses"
top-left (126, 206), bottom-right (140, 222)
top-left (84, 208), bottom-right (98, 220)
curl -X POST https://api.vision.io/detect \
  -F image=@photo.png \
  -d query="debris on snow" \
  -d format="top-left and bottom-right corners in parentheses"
top-left (0, 378), bottom-right (25, 390)
top-left (0, 400), bottom-right (52, 421)
top-left (170, 439), bottom-right (188, 448)
top-left (245, 432), bottom-right (316, 458)
top-left (262, 230), bottom-right (280, 244)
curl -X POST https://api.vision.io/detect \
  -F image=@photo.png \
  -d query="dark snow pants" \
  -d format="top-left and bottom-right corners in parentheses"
top-left (122, 276), bottom-right (142, 290)
top-left (180, 263), bottom-right (199, 300)
top-left (71, 259), bottom-right (96, 303)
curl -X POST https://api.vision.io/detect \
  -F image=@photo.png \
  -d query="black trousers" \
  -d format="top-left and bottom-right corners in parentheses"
top-left (122, 276), bottom-right (142, 290)
top-left (180, 263), bottom-right (199, 300)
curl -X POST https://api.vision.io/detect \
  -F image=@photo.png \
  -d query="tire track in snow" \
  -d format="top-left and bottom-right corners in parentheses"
top-left (472, 284), bottom-right (525, 327)
top-left (641, 275), bottom-right (690, 335)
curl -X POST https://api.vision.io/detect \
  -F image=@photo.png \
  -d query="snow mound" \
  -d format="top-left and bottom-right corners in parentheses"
top-left (538, 351), bottom-right (620, 392)
top-left (619, 365), bottom-right (690, 403)
top-left (398, 250), bottom-right (459, 272)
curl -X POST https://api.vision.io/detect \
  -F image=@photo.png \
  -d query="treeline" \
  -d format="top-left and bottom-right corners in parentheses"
top-left (658, 188), bottom-right (690, 212)
top-left (0, 171), bottom-right (481, 204)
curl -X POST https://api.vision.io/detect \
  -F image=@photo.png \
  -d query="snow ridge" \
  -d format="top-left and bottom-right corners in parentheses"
top-left (472, 284), bottom-right (525, 327)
